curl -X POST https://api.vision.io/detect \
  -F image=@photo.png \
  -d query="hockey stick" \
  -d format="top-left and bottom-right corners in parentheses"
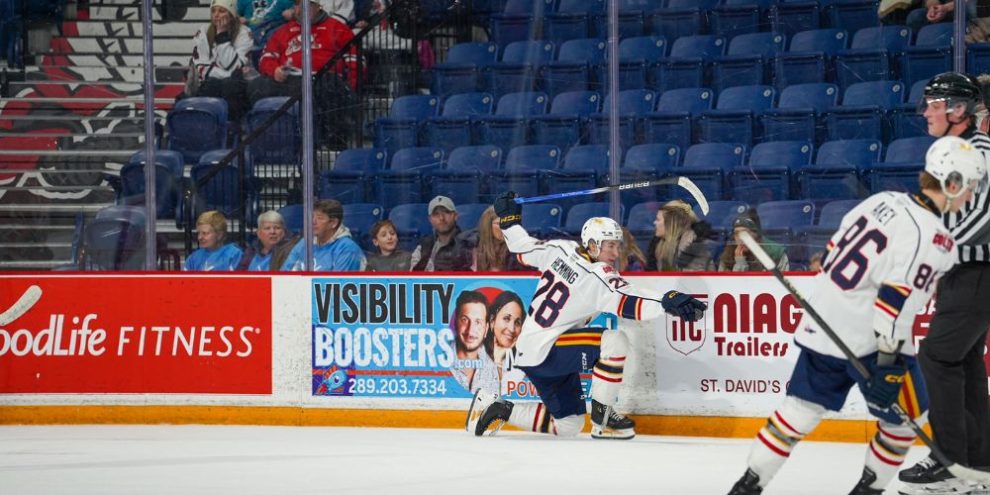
top-left (737, 231), bottom-right (990, 484)
top-left (514, 177), bottom-right (710, 215)
top-left (0, 285), bottom-right (42, 327)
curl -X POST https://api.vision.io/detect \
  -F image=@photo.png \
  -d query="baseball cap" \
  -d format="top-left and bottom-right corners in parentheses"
top-left (428, 195), bottom-right (456, 214)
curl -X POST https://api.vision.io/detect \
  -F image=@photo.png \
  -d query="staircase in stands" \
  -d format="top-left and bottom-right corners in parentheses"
top-left (0, 0), bottom-right (207, 270)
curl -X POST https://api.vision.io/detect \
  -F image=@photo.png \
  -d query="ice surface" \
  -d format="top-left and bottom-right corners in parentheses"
top-left (0, 425), bottom-right (927, 494)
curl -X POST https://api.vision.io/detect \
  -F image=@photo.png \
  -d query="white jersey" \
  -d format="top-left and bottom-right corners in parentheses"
top-left (502, 224), bottom-right (669, 367)
top-left (796, 192), bottom-right (958, 359)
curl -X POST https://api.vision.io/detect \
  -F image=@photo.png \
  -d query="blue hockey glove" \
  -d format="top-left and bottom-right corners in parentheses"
top-left (493, 191), bottom-right (522, 228)
top-left (661, 290), bottom-right (707, 322)
top-left (864, 354), bottom-right (907, 411)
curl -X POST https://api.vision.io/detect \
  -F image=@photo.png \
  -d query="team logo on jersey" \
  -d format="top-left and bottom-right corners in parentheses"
top-left (665, 293), bottom-right (709, 356)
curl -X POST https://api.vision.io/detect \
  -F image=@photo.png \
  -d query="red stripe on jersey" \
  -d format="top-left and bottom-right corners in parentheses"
top-left (757, 432), bottom-right (790, 458)
top-left (874, 300), bottom-right (899, 318)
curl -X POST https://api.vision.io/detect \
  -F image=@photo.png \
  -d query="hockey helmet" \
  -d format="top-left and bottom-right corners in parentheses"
top-left (925, 136), bottom-right (988, 199)
top-left (581, 217), bottom-right (623, 252)
top-left (920, 72), bottom-right (984, 115)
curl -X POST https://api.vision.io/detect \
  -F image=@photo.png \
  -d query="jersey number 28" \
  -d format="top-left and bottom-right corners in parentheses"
top-left (530, 271), bottom-right (570, 327)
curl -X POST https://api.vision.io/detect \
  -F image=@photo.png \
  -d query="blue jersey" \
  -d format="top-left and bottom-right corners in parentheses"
top-left (184, 243), bottom-right (244, 271)
top-left (248, 252), bottom-right (273, 271)
top-left (281, 235), bottom-right (366, 271)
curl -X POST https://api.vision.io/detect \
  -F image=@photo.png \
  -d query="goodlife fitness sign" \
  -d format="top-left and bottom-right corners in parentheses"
top-left (0, 276), bottom-right (272, 394)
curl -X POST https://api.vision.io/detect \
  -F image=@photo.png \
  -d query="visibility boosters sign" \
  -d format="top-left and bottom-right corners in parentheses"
top-left (0, 276), bottom-right (272, 394)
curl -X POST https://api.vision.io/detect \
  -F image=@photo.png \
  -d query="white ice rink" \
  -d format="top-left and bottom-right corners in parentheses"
top-left (0, 425), bottom-right (932, 494)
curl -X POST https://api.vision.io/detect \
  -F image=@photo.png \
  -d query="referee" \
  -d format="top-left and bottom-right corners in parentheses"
top-left (900, 72), bottom-right (990, 491)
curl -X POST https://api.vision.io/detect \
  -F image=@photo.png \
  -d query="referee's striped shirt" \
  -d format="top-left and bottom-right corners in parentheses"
top-left (945, 126), bottom-right (990, 264)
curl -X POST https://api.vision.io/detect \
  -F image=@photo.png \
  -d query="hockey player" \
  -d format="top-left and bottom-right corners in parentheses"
top-left (466, 192), bottom-right (707, 440)
top-left (727, 136), bottom-right (987, 495)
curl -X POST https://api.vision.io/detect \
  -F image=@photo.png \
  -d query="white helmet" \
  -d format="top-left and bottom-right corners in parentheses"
top-left (925, 135), bottom-right (988, 199)
top-left (580, 217), bottom-right (623, 252)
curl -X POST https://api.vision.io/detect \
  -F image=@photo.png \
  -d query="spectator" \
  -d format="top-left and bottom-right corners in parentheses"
top-left (473, 206), bottom-right (527, 272)
top-left (184, 210), bottom-right (244, 271)
top-left (410, 196), bottom-right (474, 272)
top-left (248, 0), bottom-right (359, 105)
top-left (808, 250), bottom-right (825, 273)
top-left (282, 199), bottom-right (366, 271)
top-left (646, 199), bottom-right (715, 272)
top-left (905, 0), bottom-right (978, 34)
top-left (322, 0), bottom-right (355, 23)
top-left (237, 0), bottom-right (294, 47)
top-left (718, 210), bottom-right (789, 272)
top-left (620, 228), bottom-right (647, 272)
top-left (240, 210), bottom-right (292, 270)
top-left (185, 0), bottom-right (254, 121)
top-left (365, 219), bottom-right (411, 271)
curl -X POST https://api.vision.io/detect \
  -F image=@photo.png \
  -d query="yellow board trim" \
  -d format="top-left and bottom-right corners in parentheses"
top-left (0, 406), bottom-right (931, 444)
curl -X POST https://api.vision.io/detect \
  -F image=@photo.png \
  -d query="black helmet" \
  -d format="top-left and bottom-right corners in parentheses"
top-left (922, 71), bottom-right (983, 114)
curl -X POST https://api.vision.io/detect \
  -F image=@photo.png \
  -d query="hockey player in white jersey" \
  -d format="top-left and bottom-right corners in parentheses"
top-left (727, 136), bottom-right (987, 495)
top-left (466, 192), bottom-right (707, 440)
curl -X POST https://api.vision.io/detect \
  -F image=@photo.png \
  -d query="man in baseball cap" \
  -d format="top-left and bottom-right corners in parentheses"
top-left (410, 195), bottom-right (473, 271)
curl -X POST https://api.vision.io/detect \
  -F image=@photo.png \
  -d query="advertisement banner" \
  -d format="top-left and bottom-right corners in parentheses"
top-left (0, 276), bottom-right (273, 394)
top-left (310, 276), bottom-right (615, 400)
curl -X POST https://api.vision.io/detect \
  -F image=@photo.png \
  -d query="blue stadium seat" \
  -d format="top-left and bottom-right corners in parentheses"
top-left (642, 87), bottom-right (715, 152)
top-left (756, 199), bottom-right (816, 241)
top-left (319, 148), bottom-right (387, 203)
top-left (679, 142), bottom-right (747, 200)
top-left (429, 144), bottom-right (504, 205)
top-left (545, 0), bottom-right (605, 43)
top-left (431, 42), bottom-right (498, 96)
top-left (278, 204), bottom-right (304, 236)
top-left (190, 149), bottom-right (254, 220)
top-left (423, 92), bottom-right (495, 152)
top-left (374, 95), bottom-right (440, 156)
top-left (489, 0), bottom-right (554, 47)
top-left (542, 38), bottom-right (606, 97)
top-left (119, 150), bottom-right (185, 219)
top-left (834, 25), bottom-right (911, 92)
top-left (899, 22), bottom-right (954, 88)
top-left (710, 0), bottom-right (773, 40)
top-left (544, 144), bottom-right (611, 208)
top-left (388, 203), bottom-right (431, 251)
top-left (825, 0), bottom-right (880, 34)
top-left (342, 203), bottom-right (385, 250)
top-left (531, 90), bottom-right (601, 152)
top-left (457, 203), bottom-right (493, 232)
top-left (797, 138), bottom-right (880, 199)
top-left (376, 147), bottom-right (445, 210)
top-left (712, 32), bottom-right (786, 93)
top-left (564, 202), bottom-right (622, 236)
top-left (589, 0), bottom-right (660, 39)
top-left (522, 203), bottom-right (565, 238)
top-left (626, 201), bottom-right (661, 237)
top-left (648, 0), bottom-right (719, 41)
top-left (795, 198), bottom-right (861, 263)
top-left (731, 140), bottom-right (813, 203)
top-left (868, 135), bottom-right (935, 193)
top-left (695, 200), bottom-right (750, 237)
top-left (697, 85), bottom-right (776, 146)
top-left (891, 79), bottom-right (930, 140)
top-left (769, 1), bottom-right (821, 38)
top-left (494, 145), bottom-right (562, 198)
top-left (772, 28), bottom-right (848, 89)
top-left (587, 89), bottom-right (655, 149)
top-left (619, 143), bottom-right (681, 208)
top-left (825, 79), bottom-right (905, 142)
top-left (614, 36), bottom-right (668, 90)
top-left (166, 97), bottom-right (229, 164)
top-left (968, 43), bottom-right (990, 77)
top-left (82, 206), bottom-right (147, 271)
top-left (761, 82), bottom-right (839, 144)
top-left (246, 97), bottom-right (300, 165)
top-left (485, 40), bottom-right (555, 98)
top-left (655, 35), bottom-right (726, 92)
top-left (477, 91), bottom-right (549, 152)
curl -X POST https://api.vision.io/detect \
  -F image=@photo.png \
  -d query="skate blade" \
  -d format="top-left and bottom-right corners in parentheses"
top-left (486, 419), bottom-right (506, 437)
top-left (898, 480), bottom-right (976, 495)
top-left (591, 426), bottom-right (635, 440)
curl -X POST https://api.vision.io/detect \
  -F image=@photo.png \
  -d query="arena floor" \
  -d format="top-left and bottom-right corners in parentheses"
top-left (0, 424), bottom-right (934, 494)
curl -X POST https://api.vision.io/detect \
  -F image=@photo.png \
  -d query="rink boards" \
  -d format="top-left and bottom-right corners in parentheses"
top-left (0, 272), bottom-right (960, 442)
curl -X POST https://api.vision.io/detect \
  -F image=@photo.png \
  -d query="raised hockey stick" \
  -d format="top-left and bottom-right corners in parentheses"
top-left (0, 285), bottom-right (42, 327)
top-left (737, 231), bottom-right (990, 485)
top-left (514, 177), bottom-right (710, 215)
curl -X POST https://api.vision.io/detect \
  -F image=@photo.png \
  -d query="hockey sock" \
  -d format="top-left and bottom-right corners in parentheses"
top-left (747, 396), bottom-right (826, 486)
top-left (864, 421), bottom-right (916, 488)
top-left (590, 330), bottom-right (628, 406)
top-left (507, 403), bottom-right (583, 437)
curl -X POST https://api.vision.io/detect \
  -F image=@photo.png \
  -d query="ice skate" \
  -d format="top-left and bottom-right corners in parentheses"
top-left (727, 468), bottom-right (763, 495)
top-left (466, 389), bottom-right (513, 437)
top-left (849, 467), bottom-right (883, 494)
top-left (590, 399), bottom-right (635, 440)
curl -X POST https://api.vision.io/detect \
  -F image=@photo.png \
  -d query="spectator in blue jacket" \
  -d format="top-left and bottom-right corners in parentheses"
top-left (282, 199), bottom-right (366, 271)
top-left (184, 210), bottom-right (244, 271)
top-left (237, 0), bottom-right (294, 47)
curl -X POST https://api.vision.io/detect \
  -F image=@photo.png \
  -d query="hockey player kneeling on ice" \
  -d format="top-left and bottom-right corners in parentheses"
top-left (466, 191), bottom-right (707, 440)
top-left (727, 136), bottom-right (987, 495)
